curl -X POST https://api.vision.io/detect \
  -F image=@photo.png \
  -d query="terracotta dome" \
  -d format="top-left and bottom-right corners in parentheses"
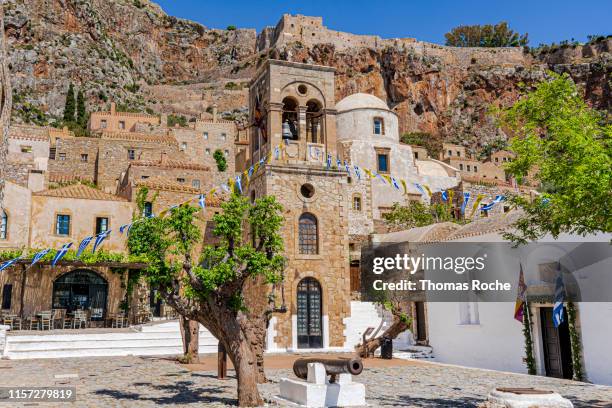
top-left (335, 93), bottom-right (389, 112)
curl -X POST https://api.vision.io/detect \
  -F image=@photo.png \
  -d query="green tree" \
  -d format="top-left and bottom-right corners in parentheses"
top-left (127, 193), bottom-right (285, 406)
top-left (445, 22), bottom-right (528, 47)
top-left (76, 89), bottom-right (87, 127)
top-left (213, 149), bottom-right (227, 172)
top-left (499, 73), bottom-right (612, 244)
top-left (63, 83), bottom-right (75, 122)
top-left (383, 201), bottom-right (456, 229)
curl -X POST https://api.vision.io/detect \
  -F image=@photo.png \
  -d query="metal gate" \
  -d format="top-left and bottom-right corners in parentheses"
top-left (297, 278), bottom-right (322, 348)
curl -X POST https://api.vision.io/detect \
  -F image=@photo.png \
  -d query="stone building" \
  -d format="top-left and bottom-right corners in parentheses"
top-left (247, 60), bottom-right (350, 351)
top-left (89, 102), bottom-right (160, 133)
top-left (440, 143), bottom-right (508, 183)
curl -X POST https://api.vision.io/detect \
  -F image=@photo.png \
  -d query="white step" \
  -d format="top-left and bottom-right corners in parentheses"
top-left (7, 344), bottom-right (219, 360)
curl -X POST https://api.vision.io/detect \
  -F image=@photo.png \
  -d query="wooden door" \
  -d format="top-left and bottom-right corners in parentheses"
top-left (540, 307), bottom-right (573, 379)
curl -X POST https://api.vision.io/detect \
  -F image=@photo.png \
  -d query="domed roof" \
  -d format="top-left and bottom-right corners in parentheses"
top-left (336, 93), bottom-right (389, 112)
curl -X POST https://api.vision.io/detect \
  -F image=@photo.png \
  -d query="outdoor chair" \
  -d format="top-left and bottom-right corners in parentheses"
top-left (72, 310), bottom-right (88, 329)
top-left (52, 309), bottom-right (66, 329)
top-left (39, 311), bottom-right (53, 330)
top-left (110, 313), bottom-right (128, 328)
top-left (3, 314), bottom-right (22, 330)
top-left (26, 315), bottom-right (40, 330)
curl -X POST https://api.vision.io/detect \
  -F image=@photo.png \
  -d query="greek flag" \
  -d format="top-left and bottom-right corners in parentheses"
top-left (119, 224), bottom-right (131, 234)
top-left (391, 177), bottom-right (401, 191)
top-left (274, 146), bottom-right (280, 160)
top-left (553, 269), bottom-right (565, 328)
top-left (481, 195), bottom-right (505, 211)
top-left (31, 248), bottom-right (51, 266)
top-left (76, 236), bottom-right (93, 258)
top-left (235, 175), bottom-right (243, 193)
top-left (248, 165), bottom-right (255, 178)
top-left (336, 157), bottom-right (342, 169)
top-left (327, 154), bottom-right (332, 169)
top-left (259, 157), bottom-right (266, 166)
top-left (344, 161), bottom-right (351, 175)
top-left (51, 242), bottom-right (72, 267)
top-left (92, 230), bottom-right (111, 253)
top-left (460, 192), bottom-right (471, 214)
top-left (353, 165), bottom-right (361, 180)
top-left (0, 257), bottom-right (21, 272)
top-left (441, 190), bottom-right (449, 202)
top-left (198, 194), bottom-right (206, 209)
top-left (415, 183), bottom-right (426, 196)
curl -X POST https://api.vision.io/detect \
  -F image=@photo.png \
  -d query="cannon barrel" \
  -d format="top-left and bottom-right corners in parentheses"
top-left (293, 357), bottom-right (363, 380)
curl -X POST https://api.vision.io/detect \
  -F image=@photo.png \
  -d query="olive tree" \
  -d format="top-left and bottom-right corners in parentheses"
top-left (128, 193), bottom-right (285, 406)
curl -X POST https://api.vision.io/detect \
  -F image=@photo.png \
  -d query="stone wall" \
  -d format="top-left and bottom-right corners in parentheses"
top-left (48, 137), bottom-right (99, 183)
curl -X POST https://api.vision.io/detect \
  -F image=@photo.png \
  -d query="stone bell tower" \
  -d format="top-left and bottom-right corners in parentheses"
top-left (247, 60), bottom-right (350, 351)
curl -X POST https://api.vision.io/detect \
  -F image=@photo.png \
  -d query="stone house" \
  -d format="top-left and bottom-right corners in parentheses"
top-left (88, 102), bottom-right (159, 133)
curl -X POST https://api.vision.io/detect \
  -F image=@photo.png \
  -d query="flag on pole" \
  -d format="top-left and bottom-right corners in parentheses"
top-left (198, 194), bottom-right (206, 209)
top-left (514, 263), bottom-right (527, 322)
top-left (0, 257), bottom-right (21, 272)
top-left (92, 230), bottom-right (111, 253)
top-left (76, 236), bottom-right (93, 258)
top-left (51, 242), bottom-right (72, 267)
top-left (553, 267), bottom-right (566, 328)
top-left (31, 248), bottom-right (51, 266)
top-left (460, 192), bottom-right (470, 214)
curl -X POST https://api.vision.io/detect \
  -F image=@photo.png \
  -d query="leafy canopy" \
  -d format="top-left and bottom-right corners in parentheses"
top-left (499, 73), bottom-right (612, 243)
top-left (445, 22), bottom-right (528, 47)
top-left (127, 193), bottom-right (285, 311)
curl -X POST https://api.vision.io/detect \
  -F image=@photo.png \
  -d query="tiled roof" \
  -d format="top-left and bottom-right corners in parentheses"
top-left (34, 184), bottom-right (128, 202)
top-left (100, 131), bottom-right (175, 144)
top-left (135, 177), bottom-right (222, 207)
top-left (130, 158), bottom-right (209, 171)
top-left (441, 210), bottom-right (523, 241)
top-left (48, 173), bottom-right (92, 183)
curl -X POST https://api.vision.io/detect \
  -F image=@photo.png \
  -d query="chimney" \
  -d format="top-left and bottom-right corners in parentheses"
top-left (160, 151), bottom-right (168, 165)
top-left (212, 103), bottom-right (218, 123)
top-left (110, 102), bottom-right (116, 115)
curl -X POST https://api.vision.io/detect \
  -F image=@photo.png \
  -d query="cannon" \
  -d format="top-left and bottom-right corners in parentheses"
top-left (293, 357), bottom-right (363, 383)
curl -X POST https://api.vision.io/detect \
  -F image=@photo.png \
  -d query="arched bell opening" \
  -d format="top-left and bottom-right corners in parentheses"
top-left (282, 97), bottom-right (299, 141)
top-left (306, 99), bottom-right (324, 144)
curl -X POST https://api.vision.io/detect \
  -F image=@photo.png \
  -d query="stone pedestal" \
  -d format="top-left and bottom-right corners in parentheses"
top-left (483, 388), bottom-right (573, 408)
top-left (275, 362), bottom-right (366, 407)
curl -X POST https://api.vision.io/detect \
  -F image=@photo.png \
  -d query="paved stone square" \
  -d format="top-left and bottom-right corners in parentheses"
top-left (0, 355), bottom-right (610, 407)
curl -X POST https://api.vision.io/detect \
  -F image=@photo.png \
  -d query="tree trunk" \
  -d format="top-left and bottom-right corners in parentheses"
top-left (178, 315), bottom-right (199, 363)
top-left (228, 338), bottom-right (263, 407)
top-left (356, 311), bottom-right (410, 358)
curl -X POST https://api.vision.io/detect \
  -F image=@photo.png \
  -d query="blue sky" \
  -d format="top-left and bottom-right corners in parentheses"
top-left (155, 0), bottom-right (611, 46)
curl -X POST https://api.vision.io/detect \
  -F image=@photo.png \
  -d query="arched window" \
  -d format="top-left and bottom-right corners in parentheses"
top-left (0, 212), bottom-right (7, 239)
top-left (306, 100), bottom-right (324, 143)
top-left (373, 117), bottom-right (385, 135)
top-left (298, 213), bottom-right (318, 255)
top-left (282, 97), bottom-right (299, 140)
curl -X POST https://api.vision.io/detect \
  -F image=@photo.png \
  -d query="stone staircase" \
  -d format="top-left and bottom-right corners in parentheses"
top-left (3, 321), bottom-right (218, 360)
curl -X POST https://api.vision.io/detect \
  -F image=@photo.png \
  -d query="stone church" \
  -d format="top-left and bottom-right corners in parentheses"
top-left (246, 59), bottom-right (458, 351)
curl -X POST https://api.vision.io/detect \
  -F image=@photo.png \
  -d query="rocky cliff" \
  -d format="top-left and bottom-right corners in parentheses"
top-left (4, 2), bottom-right (611, 152)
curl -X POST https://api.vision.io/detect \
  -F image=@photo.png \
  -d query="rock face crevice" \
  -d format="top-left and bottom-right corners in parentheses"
top-left (5, 4), bottom-right (610, 152)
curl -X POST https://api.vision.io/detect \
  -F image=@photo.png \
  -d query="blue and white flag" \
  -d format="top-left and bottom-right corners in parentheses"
top-left (248, 165), bottom-right (255, 178)
top-left (336, 157), bottom-right (342, 169)
top-left (414, 183), bottom-right (426, 196)
top-left (460, 192), bottom-right (471, 214)
top-left (391, 177), bottom-right (401, 191)
top-left (221, 184), bottom-right (230, 193)
top-left (283, 138), bottom-right (290, 146)
top-left (51, 242), bottom-right (72, 267)
top-left (481, 195), bottom-right (505, 212)
top-left (374, 172), bottom-right (386, 184)
top-left (274, 146), bottom-right (280, 160)
top-left (353, 165), bottom-right (361, 180)
top-left (553, 269), bottom-right (565, 328)
top-left (441, 190), bottom-right (449, 202)
top-left (76, 236), bottom-right (93, 258)
top-left (0, 257), bottom-right (21, 272)
top-left (235, 175), bottom-right (243, 193)
top-left (198, 194), bottom-right (206, 209)
top-left (31, 248), bottom-right (51, 266)
top-left (344, 161), bottom-right (351, 175)
top-left (119, 224), bottom-right (131, 234)
top-left (92, 230), bottom-right (111, 253)
top-left (259, 157), bottom-right (266, 166)
top-left (541, 197), bottom-right (551, 207)
top-left (326, 154), bottom-right (332, 169)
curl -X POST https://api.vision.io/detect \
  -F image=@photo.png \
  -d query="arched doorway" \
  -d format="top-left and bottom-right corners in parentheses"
top-left (297, 277), bottom-right (323, 348)
top-left (52, 270), bottom-right (108, 320)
